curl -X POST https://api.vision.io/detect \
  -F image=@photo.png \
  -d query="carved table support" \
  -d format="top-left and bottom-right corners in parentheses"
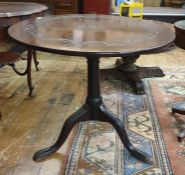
top-left (101, 54), bottom-right (165, 94)
top-left (33, 57), bottom-right (152, 163)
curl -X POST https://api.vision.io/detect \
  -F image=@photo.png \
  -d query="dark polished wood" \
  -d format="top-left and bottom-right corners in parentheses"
top-left (0, 52), bottom-right (20, 64)
top-left (53, 0), bottom-right (79, 15)
top-left (8, 14), bottom-right (174, 94)
top-left (8, 14), bottom-right (175, 163)
top-left (174, 20), bottom-right (185, 49)
top-left (0, 2), bottom-right (47, 17)
top-left (0, 2), bottom-right (48, 41)
top-left (8, 15), bottom-right (174, 56)
top-left (0, 0), bottom-right (82, 15)
top-left (102, 56), bottom-right (165, 94)
top-left (172, 20), bottom-right (185, 142)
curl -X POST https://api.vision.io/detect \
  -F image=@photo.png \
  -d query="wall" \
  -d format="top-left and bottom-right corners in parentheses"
top-left (0, 0), bottom-right (52, 2)
top-left (115, 0), bottom-right (171, 7)
top-left (0, 0), bottom-right (172, 7)
top-left (164, 0), bottom-right (171, 6)
top-left (143, 0), bottom-right (161, 6)
top-left (143, 0), bottom-right (171, 6)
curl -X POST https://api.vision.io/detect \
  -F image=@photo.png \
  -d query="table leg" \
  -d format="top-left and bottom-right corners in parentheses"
top-left (101, 54), bottom-right (164, 94)
top-left (32, 50), bottom-right (39, 71)
top-left (33, 57), bottom-right (152, 163)
top-left (33, 104), bottom-right (90, 161)
top-left (10, 49), bottom-right (34, 96)
top-left (27, 49), bottom-right (34, 96)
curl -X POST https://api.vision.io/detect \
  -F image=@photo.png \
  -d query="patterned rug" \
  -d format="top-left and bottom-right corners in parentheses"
top-left (63, 66), bottom-right (185, 175)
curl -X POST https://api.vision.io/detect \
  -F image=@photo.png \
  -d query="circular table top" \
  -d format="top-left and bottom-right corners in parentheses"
top-left (8, 14), bottom-right (175, 57)
top-left (174, 20), bottom-right (185, 30)
top-left (0, 2), bottom-right (48, 17)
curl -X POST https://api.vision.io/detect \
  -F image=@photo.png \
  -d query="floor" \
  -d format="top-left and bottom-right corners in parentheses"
top-left (0, 46), bottom-right (185, 175)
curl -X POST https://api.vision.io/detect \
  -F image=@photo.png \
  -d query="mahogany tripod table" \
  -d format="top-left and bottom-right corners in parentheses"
top-left (8, 14), bottom-right (175, 163)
